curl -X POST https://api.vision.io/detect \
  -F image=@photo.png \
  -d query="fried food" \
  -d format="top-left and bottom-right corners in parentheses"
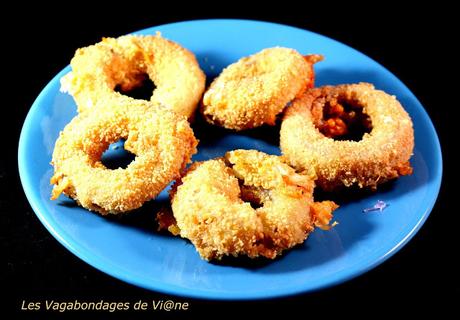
top-left (168, 149), bottom-right (337, 260)
top-left (50, 99), bottom-right (198, 214)
top-left (60, 33), bottom-right (206, 118)
top-left (280, 83), bottom-right (414, 191)
top-left (201, 48), bottom-right (322, 130)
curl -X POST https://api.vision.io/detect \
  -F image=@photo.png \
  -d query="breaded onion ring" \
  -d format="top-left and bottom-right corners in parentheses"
top-left (61, 34), bottom-right (206, 118)
top-left (280, 83), bottom-right (414, 191)
top-left (201, 47), bottom-right (322, 130)
top-left (169, 149), bottom-right (337, 260)
top-left (50, 99), bottom-right (198, 214)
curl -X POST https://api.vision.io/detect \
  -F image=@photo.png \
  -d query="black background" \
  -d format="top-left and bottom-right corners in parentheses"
top-left (2, 3), bottom-right (456, 318)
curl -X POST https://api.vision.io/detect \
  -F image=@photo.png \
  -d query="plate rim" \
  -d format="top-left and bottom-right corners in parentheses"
top-left (18, 18), bottom-right (443, 300)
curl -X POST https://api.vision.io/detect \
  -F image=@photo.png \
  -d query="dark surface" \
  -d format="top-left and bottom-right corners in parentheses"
top-left (2, 3), bottom-right (456, 318)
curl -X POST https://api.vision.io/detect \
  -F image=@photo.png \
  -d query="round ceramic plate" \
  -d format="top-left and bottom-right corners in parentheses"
top-left (18, 19), bottom-right (442, 300)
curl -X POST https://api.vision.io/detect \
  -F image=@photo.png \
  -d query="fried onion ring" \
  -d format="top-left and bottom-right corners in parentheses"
top-left (61, 34), bottom-right (206, 118)
top-left (50, 99), bottom-right (198, 214)
top-left (280, 83), bottom-right (414, 191)
top-left (169, 149), bottom-right (337, 260)
top-left (201, 47), bottom-right (322, 130)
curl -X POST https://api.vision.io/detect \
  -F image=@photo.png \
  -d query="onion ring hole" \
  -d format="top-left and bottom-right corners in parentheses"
top-left (114, 72), bottom-right (156, 101)
top-left (315, 98), bottom-right (372, 141)
top-left (101, 139), bottom-right (136, 169)
top-left (224, 158), bottom-right (266, 209)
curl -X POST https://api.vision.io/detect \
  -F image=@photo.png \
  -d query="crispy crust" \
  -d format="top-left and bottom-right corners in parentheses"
top-left (60, 34), bottom-right (206, 118)
top-left (50, 99), bottom-right (198, 214)
top-left (201, 48), bottom-right (321, 130)
top-left (280, 83), bottom-right (414, 190)
top-left (170, 149), bottom-right (336, 260)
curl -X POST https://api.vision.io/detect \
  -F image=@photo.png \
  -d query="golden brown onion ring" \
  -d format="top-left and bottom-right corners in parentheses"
top-left (50, 99), bottom-right (198, 214)
top-left (168, 149), bottom-right (337, 260)
top-left (201, 48), bottom-right (322, 130)
top-left (280, 83), bottom-right (414, 191)
top-left (60, 34), bottom-right (206, 118)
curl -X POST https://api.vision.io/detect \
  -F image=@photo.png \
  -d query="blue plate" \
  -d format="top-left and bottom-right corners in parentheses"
top-left (18, 19), bottom-right (442, 300)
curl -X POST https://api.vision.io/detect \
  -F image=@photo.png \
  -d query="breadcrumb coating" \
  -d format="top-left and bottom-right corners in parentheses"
top-left (201, 47), bottom-right (322, 130)
top-left (60, 34), bottom-right (206, 118)
top-left (280, 83), bottom-right (414, 190)
top-left (170, 150), bottom-right (337, 260)
top-left (50, 99), bottom-right (198, 214)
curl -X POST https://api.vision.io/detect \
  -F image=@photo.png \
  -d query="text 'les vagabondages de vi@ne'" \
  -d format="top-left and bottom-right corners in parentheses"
top-left (21, 299), bottom-right (189, 312)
